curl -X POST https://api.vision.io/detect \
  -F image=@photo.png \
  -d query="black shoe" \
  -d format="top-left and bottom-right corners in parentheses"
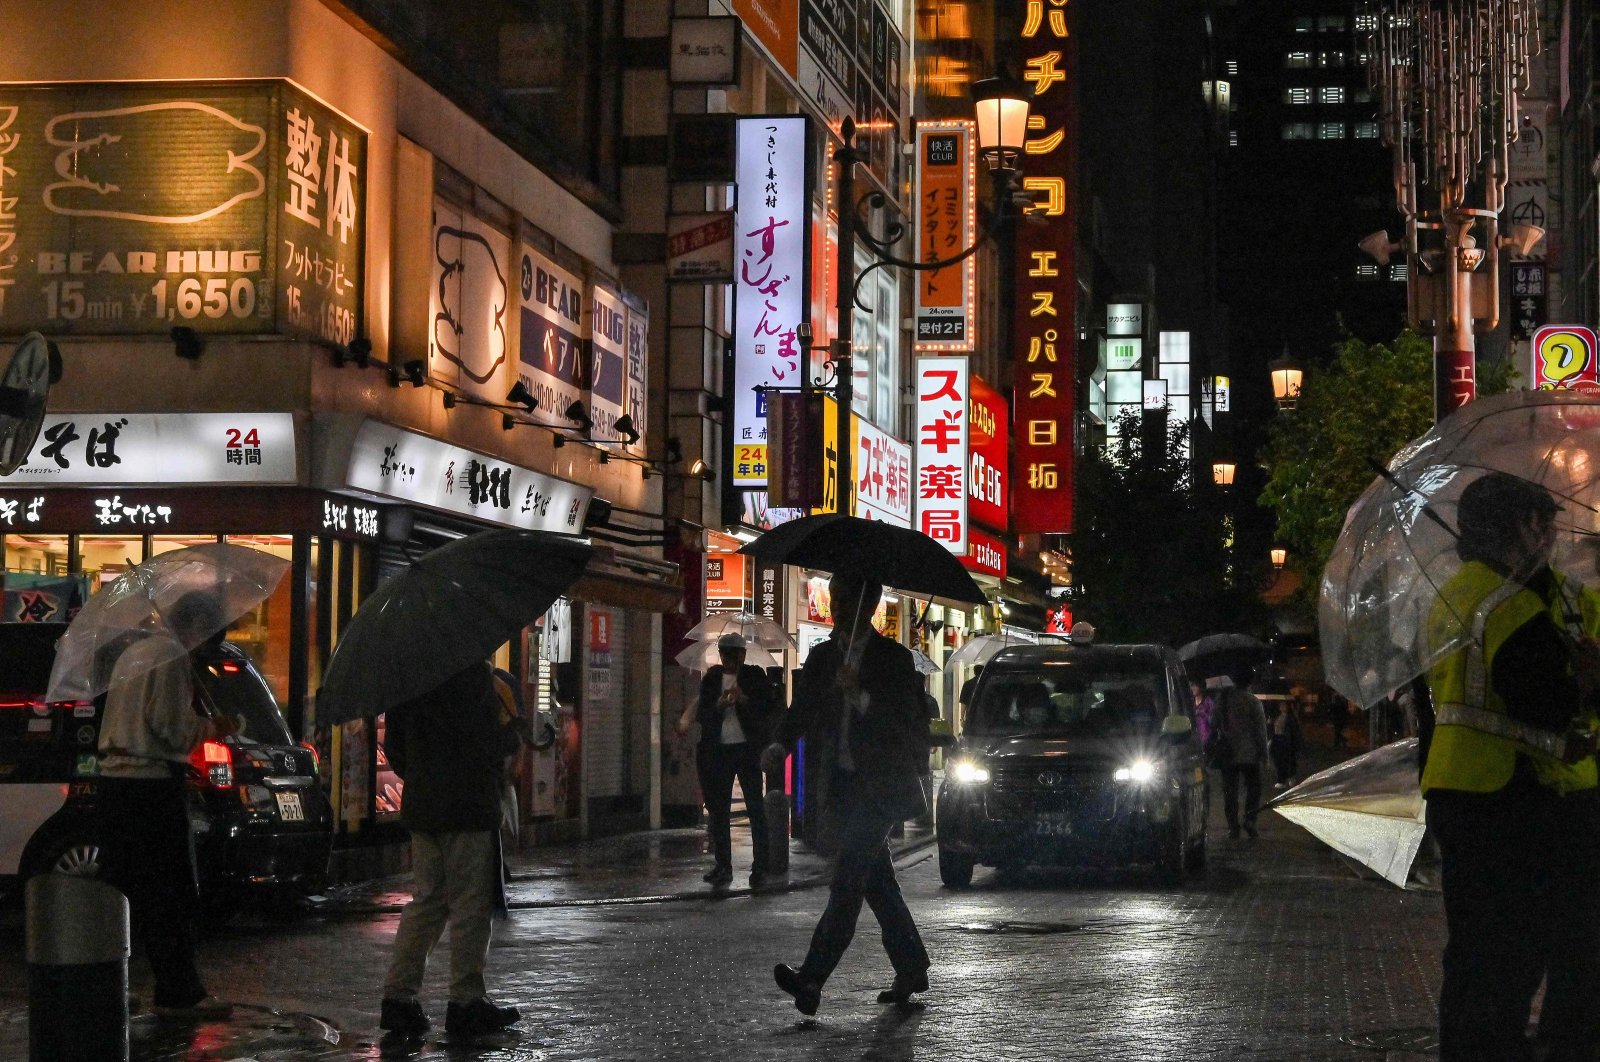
top-left (444, 998), bottom-right (520, 1039)
top-left (749, 869), bottom-right (771, 890)
top-left (774, 964), bottom-right (822, 1016)
top-left (703, 864), bottom-right (733, 886)
top-left (876, 970), bottom-right (929, 1006)
top-left (1244, 822), bottom-right (1258, 839)
top-left (380, 997), bottom-right (430, 1037)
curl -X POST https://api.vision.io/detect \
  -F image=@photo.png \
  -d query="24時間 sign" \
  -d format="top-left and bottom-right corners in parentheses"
top-left (1011, 1), bottom-right (1077, 533)
top-left (913, 121), bottom-right (975, 351)
top-left (732, 116), bottom-right (811, 487)
top-left (0, 81), bottom-right (364, 344)
top-left (914, 356), bottom-right (968, 553)
top-left (0, 412), bottom-right (296, 485)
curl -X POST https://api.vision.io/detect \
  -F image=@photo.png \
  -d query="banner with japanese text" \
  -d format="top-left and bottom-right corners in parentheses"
top-left (913, 121), bottom-right (975, 351)
top-left (855, 416), bottom-right (912, 527)
top-left (0, 81), bottom-right (364, 343)
top-left (624, 297), bottom-right (650, 448)
top-left (963, 526), bottom-right (1007, 578)
top-left (914, 356), bottom-right (969, 553)
top-left (1011, 0), bottom-right (1077, 532)
top-left (516, 245), bottom-right (588, 422)
top-left (733, 116), bottom-right (811, 486)
top-left (968, 374), bottom-right (1007, 531)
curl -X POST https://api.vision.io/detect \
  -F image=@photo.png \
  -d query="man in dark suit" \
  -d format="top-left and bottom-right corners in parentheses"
top-left (761, 572), bottom-right (931, 1014)
top-left (676, 631), bottom-right (778, 888)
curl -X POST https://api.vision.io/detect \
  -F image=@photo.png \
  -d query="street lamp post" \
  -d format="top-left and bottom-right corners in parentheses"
top-left (827, 77), bottom-right (1032, 510)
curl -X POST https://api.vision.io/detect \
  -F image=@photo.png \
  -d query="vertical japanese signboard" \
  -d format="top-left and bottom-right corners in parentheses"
top-left (430, 202), bottom-right (510, 402)
top-left (855, 417), bottom-right (912, 527)
top-left (0, 81), bottom-right (363, 342)
top-left (913, 121), bottom-right (976, 352)
top-left (516, 245), bottom-right (588, 421)
top-left (1510, 262), bottom-right (1547, 342)
top-left (624, 298), bottom-right (650, 446)
top-left (968, 375), bottom-right (1008, 532)
top-left (1012, 0), bottom-right (1077, 533)
top-left (914, 356), bottom-right (968, 554)
top-left (586, 283), bottom-right (628, 441)
top-left (733, 116), bottom-right (811, 487)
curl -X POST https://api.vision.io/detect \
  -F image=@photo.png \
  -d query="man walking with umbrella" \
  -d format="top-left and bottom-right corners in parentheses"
top-left (761, 572), bottom-right (931, 1014)
top-left (1422, 472), bottom-right (1600, 1061)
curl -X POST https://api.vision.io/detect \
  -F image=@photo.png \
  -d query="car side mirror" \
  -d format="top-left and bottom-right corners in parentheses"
top-left (1161, 714), bottom-right (1194, 740)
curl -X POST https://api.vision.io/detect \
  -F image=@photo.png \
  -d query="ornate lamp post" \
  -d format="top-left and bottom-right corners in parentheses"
top-left (1367, 0), bottom-right (1542, 421)
top-left (828, 76), bottom-right (1031, 507)
top-left (1267, 351), bottom-right (1303, 412)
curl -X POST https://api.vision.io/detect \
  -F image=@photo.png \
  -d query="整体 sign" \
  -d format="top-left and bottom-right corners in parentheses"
top-left (0, 81), bottom-right (364, 344)
top-left (914, 356), bottom-right (968, 553)
top-left (345, 421), bottom-right (592, 534)
top-left (624, 296), bottom-right (650, 447)
top-left (1533, 325), bottom-right (1600, 391)
top-left (516, 245), bottom-right (588, 422)
top-left (667, 212), bottom-right (736, 283)
top-left (1012, 4), bottom-right (1078, 533)
top-left (732, 116), bottom-right (811, 487)
top-left (913, 121), bottom-right (975, 352)
top-left (968, 375), bottom-right (1007, 531)
top-left (0, 412), bottom-right (296, 485)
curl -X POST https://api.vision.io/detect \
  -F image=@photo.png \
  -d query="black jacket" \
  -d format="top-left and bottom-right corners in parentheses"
top-left (693, 663), bottom-right (778, 747)
top-left (385, 661), bottom-right (520, 834)
top-left (775, 630), bottom-right (929, 823)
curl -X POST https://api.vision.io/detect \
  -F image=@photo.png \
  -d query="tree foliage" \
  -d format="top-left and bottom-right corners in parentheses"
top-left (1069, 408), bottom-right (1256, 646)
top-left (1258, 330), bottom-right (1515, 594)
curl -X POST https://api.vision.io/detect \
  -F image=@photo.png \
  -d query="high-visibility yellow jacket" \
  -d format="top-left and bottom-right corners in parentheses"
top-left (1423, 561), bottom-right (1599, 796)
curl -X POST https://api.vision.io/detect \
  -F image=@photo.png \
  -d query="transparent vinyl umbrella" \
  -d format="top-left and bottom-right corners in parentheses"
top-left (910, 649), bottom-right (941, 675)
top-left (684, 611), bottom-right (793, 652)
top-left (1319, 390), bottom-right (1600, 708)
top-left (946, 632), bottom-right (1034, 669)
top-left (674, 639), bottom-right (783, 673)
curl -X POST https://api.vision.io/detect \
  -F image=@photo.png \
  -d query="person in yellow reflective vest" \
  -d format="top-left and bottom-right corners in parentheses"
top-left (1423, 472), bottom-right (1600, 1062)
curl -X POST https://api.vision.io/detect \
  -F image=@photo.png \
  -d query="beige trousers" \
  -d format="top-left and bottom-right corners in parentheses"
top-left (382, 829), bottom-right (497, 1004)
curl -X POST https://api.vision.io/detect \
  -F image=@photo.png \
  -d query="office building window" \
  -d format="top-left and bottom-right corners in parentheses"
top-left (1355, 121), bottom-right (1380, 139)
top-left (1318, 15), bottom-right (1347, 31)
top-left (1390, 261), bottom-right (1408, 281)
top-left (1319, 85), bottom-right (1344, 105)
top-left (1287, 51), bottom-right (1312, 68)
top-left (1229, 130), bottom-right (1239, 147)
top-left (1356, 263), bottom-right (1379, 279)
top-left (1356, 12), bottom-right (1379, 31)
top-left (1353, 87), bottom-right (1374, 103)
top-left (1225, 60), bottom-right (1238, 76)
top-left (1284, 86), bottom-right (1313, 105)
top-left (1318, 51), bottom-right (1348, 68)
top-left (1292, 15), bottom-right (1314, 32)
top-left (1318, 122), bottom-right (1347, 139)
top-left (1282, 122), bottom-right (1314, 140)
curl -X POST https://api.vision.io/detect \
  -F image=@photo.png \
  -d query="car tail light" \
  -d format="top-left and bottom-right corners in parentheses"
top-left (299, 740), bottom-right (321, 777)
top-left (190, 739), bottom-right (233, 788)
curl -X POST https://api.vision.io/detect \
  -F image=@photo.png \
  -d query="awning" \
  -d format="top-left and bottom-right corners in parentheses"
top-left (568, 547), bottom-right (683, 613)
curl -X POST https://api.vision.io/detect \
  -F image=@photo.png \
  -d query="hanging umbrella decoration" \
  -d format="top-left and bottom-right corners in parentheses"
top-left (1320, 389), bottom-right (1600, 709)
top-left (318, 530), bottom-right (593, 724)
top-left (47, 542), bottom-right (290, 705)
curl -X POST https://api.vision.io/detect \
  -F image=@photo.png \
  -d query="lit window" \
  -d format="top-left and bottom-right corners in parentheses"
top-left (1390, 261), bottom-right (1408, 281)
top-left (1225, 60), bottom-right (1238, 76)
top-left (1319, 85), bottom-right (1344, 104)
top-left (1318, 122), bottom-right (1347, 139)
top-left (1318, 51), bottom-right (1348, 68)
top-left (1285, 86), bottom-right (1313, 105)
top-left (1292, 16), bottom-right (1314, 32)
top-left (1282, 122), bottom-right (1314, 140)
top-left (1229, 130), bottom-right (1239, 147)
top-left (1287, 51), bottom-right (1312, 68)
top-left (1355, 121), bottom-right (1380, 138)
top-left (1356, 263), bottom-right (1379, 279)
top-left (1356, 13), bottom-right (1379, 31)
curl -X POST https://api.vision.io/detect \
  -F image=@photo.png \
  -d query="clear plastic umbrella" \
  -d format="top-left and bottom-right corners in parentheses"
top-left (1319, 389), bottom-right (1600, 708)
top-left (1268, 738), bottom-right (1426, 889)
top-left (45, 543), bottom-right (290, 704)
top-left (674, 639), bottom-right (783, 673)
top-left (684, 611), bottom-right (793, 651)
top-left (946, 632), bottom-right (1032, 669)
top-left (910, 649), bottom-right (940, 675)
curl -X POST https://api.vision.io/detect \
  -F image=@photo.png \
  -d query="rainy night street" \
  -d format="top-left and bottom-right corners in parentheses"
top-left (0, 753), bottom-right (1449, 1062)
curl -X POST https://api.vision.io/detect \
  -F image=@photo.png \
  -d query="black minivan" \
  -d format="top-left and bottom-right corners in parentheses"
top-left (0, 622), bottom-right (331, 918)
top-left (936, 640), bottom-right (1207, 886)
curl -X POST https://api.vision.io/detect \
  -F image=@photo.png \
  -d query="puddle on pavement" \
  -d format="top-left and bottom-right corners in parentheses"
top-left (1339, 1025), bottom-right (1439, 1052)
top-left (944, 920), bottom-right (1087, 935)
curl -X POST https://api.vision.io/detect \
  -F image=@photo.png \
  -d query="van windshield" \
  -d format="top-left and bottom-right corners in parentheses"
top-left (969, 665), bottom-right (1169, 737)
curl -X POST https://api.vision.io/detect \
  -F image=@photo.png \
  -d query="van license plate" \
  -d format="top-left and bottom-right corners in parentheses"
top-left (275, 792), bottom-right (305, 822)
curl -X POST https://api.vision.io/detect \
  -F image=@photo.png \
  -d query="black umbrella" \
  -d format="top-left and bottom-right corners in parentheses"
top-left (318, 530), bottom-right (592, 724)
top-left (738, 514), bottom-right (987, 604)
top-left (1178, 632), bottom-right (1274, 679)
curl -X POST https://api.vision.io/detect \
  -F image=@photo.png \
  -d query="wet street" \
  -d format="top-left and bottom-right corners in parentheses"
top-left (0, 772), bottom-right (1448, 1062)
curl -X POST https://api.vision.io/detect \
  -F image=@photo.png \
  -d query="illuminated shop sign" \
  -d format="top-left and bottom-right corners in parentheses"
top-left (0, 412), bottom-right (296, 485)
top-left (914, 356), bottom-right (969, 553)
top-left (913, 121), bottom-right (976, 352)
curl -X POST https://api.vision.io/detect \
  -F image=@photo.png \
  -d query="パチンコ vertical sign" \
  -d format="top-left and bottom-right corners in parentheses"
top-left (914, 356), bottom-right (969, 554)
top-left (733, 116), bottom-right (811, 487)
top-left (913, 121), bottom-right (976, 352)
top-left (1012, 0), bottom-right (1077, 532)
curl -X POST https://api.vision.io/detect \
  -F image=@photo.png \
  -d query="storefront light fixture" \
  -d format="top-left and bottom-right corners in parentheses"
top-left (389, 359), bottom-right (425, 388)
top-left (507, 381), bottom-right (537, 412)
top-left (971, 75), bottom-right (1033, 173)
top-left (564, 401), bottom-right (594, 432)
top-left (171, 325), bottom-right (204, 361)
top-left (612, 414), bottom-right (641, 445)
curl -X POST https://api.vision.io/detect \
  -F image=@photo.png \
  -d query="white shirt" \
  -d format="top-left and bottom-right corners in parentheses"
top-left (98, 637), bottom-right (208, 779)
top-left (719, 672), bottom-right (747, 745)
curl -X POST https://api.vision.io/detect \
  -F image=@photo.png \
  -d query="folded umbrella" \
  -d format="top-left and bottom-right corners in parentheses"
top-left (1267, 738), bottom-right (1427, 889)
top-left (737, 514), bottom-right (987, 605)
top-left (1319, 390), bottom-right (1600, 707)
top-left (684, 611), bottom-right (793, 651)
top-left (318, 530), bottom-right (592, 724)
top-left (46, 542), bottom-right (290, 704)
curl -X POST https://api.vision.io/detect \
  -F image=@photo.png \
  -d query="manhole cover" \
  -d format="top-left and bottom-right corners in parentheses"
top-left (946, 920), bottom-right (1086, 935)
top-left (1340, 1025), bottom-right (1438, 1052)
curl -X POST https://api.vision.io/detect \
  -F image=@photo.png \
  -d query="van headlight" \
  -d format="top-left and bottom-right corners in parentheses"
top-left (1113, 760), bottom-right (1159, 784)
top-left (950, 759), bottom-right (991, 784)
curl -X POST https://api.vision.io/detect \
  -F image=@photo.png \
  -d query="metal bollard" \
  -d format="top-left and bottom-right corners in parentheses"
top-left (27, 873), bottom-right (129, 1062)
